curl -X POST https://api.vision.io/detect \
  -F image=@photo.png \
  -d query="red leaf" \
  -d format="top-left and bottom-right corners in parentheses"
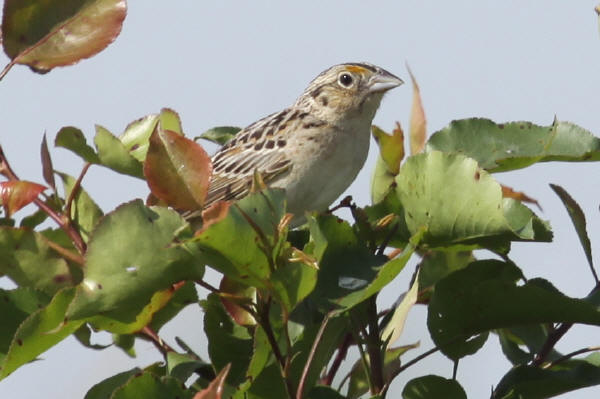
top-left (193, 364), bottom-right (231, 399)
top-left (0, 181), bottom-right (46, 217)
top-left (143, 127), bottom-right (212, 211)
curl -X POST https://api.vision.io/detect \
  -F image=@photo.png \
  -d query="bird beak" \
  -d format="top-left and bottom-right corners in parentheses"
top-left (368, 70), bottom-right (404, 93)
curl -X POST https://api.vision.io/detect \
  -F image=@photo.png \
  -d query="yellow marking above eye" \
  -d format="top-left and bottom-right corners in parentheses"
top-left (345, 65), bottom-right (368, 74)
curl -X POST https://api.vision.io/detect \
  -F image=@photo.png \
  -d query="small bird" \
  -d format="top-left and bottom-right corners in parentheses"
top-left (205, 62), bottom-right (403, 223)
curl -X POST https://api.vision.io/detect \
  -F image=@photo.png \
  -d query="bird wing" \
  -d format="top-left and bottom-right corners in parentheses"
top-left (203, 110), bottom-right (294, 207)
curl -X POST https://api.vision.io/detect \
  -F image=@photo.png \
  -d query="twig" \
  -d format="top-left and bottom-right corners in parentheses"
top-left (297, 313), bottom-right (331, 399)
top-left (393, 346), bottom-right (440, 376)
top-left (322, 333), bottom-right (353, 386)
top-left (0, 145), bottom-right (87, 253)
top-left (257, 297), bottom-right (294, 399)
top-left (196, 279), bottom-right (220, 293)
top-left (532, 323), bottom-right (573, 366)
top-left (366, 295), bottom-right (384, 394)
top-left (0, 59), bottom-right (16, 82)
top-left (141, 326), bottom-right (174, 357)
top-left (543, 345), bottom-right (600, 369)
top-left (376, 222), bottom-right (399, 256)
top-left (64, 162), bottom-right (92, 218)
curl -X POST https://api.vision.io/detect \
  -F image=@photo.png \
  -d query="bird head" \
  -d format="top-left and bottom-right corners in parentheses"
top-left (296, 62), bottom-right (404, 124)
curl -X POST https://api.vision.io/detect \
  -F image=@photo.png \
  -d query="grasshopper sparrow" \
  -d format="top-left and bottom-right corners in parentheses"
top-left (204, 63), bottom-right (403, 222)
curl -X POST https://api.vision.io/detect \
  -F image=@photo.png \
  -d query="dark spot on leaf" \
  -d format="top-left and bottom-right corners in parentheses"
top-left (130, 144), bottom-right (140, 151)
top-left (97, 283), bottom-right (103, 290)
top-left (17, 339), bottom-right (23, 346)
top-left (474, 171), bottom-right (480, 180)
top-left (53, 274), bottom-right (69, 283)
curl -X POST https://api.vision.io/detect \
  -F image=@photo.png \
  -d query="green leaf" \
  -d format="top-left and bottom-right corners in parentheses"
top-left (550, 184), bottom-right (596, 281)
top-left (1, 0), bottom-right (127, 73)
top-left (428, 260), bottom-right (600, 360)
top-left (84, 367), bottom-right (141, 399)
top-left (56, 172), bottom-right (103, 242)
top-left (111, 372), bottom-right (193, 399)
top-left (417, 248), bottom-right (475, 291)
top-left (197, 126), bottom-right (242, 146)
top-left (493, 361), bottom-right (600, 399)
top-left (426, 118), bottom-right (600, 172)
top-left (0, 288), bottom-right (51, 362)
top-left (67, 200), bottom-right (204, 321)
top-left (119, 114), bottom-right (160, 162)
top-left (397, 151), bottom-right (550, 247)
top-left (371, 156), bottom-right (396, 205)
top-left (0, 227), bottom-right (73, 295)
top-left (144, 126), bottom-right (212, 210)
top-left (402, 375), bottom-right (467, 399)
top-left (167, 351), bottom-right (208, 382)
top-left (497, 324), bottom-right (558, 365)
top-left (308, 214), bottom-right (418, 313)
top-left (94, 125), bottom-right (144, 178)
top-left (194, 188), bottom-right (287, 288)
top-left (306, 386), bottom-right (347, 399)
top-left (202, 294), bottom-right (252, 386)
top-left (55, 126), bottom-right (101, 163)
top-left (0, 288), bottom-right (83, 379)
top-left (270, 254), bottom-right (318, 315)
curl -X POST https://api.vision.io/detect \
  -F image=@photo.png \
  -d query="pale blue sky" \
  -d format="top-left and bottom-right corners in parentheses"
top-left (1, 2), bottom-right (600, 398)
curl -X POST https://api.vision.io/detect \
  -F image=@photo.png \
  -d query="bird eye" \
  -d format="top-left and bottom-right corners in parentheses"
top-left (338, 73), bottom-right (354, 87)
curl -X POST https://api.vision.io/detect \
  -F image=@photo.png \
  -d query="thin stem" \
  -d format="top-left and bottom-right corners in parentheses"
top-left (0, 59), bottom-right (16, 82)
top-left (257, 297), bottom-right (294, 399)
top-left (452, 359), bottom-right (459, 379)
top-left (65, 162), bottom-right (92, 218)
top-left (532, 323), bottom-right (573, 367)
top-left (366, 295), bottom-right (384, 395)
top-left (543, 345), bottom-right (600, 369)
top-left (141, 326), bottom-right (174, 358)
top-left (297, 314), bottom-right (331, 399)
top-left (323, 333), bottom-right (353, 386)
top-left (391, 346), bottom-right (440, 377)
top-left (196, 279), bottom-right (220, 293)
top-left (0, 145), bottom-right (87, 253)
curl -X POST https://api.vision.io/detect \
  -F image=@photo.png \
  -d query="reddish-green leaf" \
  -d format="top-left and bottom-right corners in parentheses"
top-left (0, 181), bottom-right (46, 217)
top-left (2, 0), bottom-right (127, 73)
top-left (193, 363), bottom-right (230, 399)
top-left (40, 134), bottom-right (56, 192)
top-left (408, 66), bottom-right (427, 155)
top-left (144, 127), bottom-right (212, 211)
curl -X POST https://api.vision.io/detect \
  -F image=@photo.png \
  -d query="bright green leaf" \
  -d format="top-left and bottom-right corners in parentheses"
top-left (67, 200), bottom-right (204, 321)
top-left (426, 118), bottom-right (600, 172)
top-left (84, 367), bottom-right (141, 399)
top-left (94, 125), bottom-right (144, 178)
top-left (55, 126), bottom-right (100, 163)
top-left (197, 126), bottom-right (242, 146)
top-left (57, 172), bottom-right (103, 242)
top-left (119, 114), bottom-right (160, 162)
